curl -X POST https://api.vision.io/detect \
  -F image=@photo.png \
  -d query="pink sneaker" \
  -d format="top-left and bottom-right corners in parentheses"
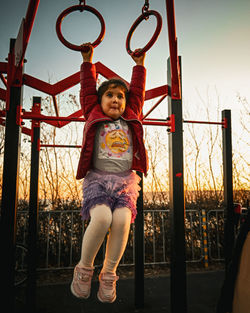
top-left (97, 273), bottom-right (119, 303)
top-left (70, 266), bottom-right (94, 299)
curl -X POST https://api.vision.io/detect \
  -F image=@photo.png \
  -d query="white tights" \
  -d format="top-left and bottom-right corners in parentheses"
top-left (79, 204), bottom-right (132, 274)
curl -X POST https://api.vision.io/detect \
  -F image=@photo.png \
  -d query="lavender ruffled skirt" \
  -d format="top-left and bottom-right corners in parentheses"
top-left (81, 169), bottom-right (141, 223)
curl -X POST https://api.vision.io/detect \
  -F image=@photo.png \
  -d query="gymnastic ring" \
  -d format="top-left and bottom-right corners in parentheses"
top-left (56, 5), bottom-right (105, 52)
top-left (126, 10), bottom-right (162, 57)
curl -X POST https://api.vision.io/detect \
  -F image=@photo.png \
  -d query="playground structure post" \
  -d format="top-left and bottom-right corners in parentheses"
top-left (165, 0), bottom-right (181, 99)
top-left (134, 172), bottom-right (144, 309)
top-left (26, 97), bottom-right (41, 311)
top-left (0, 39), bottom-right (23, 310)
top-left (167, 56), bottom-right (187, 313)
top-left (222, 110), bottom-right (234, 270)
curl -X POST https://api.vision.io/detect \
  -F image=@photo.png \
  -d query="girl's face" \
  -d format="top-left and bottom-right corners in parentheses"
top-left (101, 85), bottom-right (126, 120)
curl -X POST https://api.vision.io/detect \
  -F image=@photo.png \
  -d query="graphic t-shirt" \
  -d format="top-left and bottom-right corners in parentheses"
top-left (93, 119), bottom-right (133, 172)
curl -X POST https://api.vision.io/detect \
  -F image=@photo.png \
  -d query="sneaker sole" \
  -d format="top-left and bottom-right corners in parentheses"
top-left (97, 291), bottom-right (116, 303)
top-left (70, 282), bottom-right (90, 299)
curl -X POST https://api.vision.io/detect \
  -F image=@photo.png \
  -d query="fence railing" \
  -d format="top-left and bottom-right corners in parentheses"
top-left (16, 208), bottom-right (225, 271)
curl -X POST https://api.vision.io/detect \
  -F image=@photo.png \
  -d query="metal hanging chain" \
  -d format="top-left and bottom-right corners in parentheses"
top-left (79, 0), bottom-right (86, 12)
top-left (142, 0), bottom-right (149, 20)
top-left (142, 0), bottom-right (149, 13)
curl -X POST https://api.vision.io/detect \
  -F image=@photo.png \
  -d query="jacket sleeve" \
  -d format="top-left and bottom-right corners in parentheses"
top-left (80, 62), bottom-right (98, 119)
top-left (128, 65), bottom-right (146, 117)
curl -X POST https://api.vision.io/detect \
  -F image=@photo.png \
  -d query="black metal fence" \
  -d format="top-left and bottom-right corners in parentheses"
top-left (16, 208), bottom-right (225, 271)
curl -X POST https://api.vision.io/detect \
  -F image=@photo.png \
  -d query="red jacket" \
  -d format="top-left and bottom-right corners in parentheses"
top-left (76, 62), bottom-right (149, 179)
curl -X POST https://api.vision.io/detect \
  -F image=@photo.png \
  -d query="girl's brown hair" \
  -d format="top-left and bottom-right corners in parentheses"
top-left (97, 79), bottom-right (129, 103)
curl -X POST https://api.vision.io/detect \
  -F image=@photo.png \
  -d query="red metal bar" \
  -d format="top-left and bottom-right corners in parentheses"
top-left (0, 73), bottom-right (7, 87)
top-left (95, 62), bottom-right (129, 84)
top-left (0, 114), bottom-right (31, 136)
top-left (22, 126), bottom-right (32, 136)
top-left (0, 62), bottom-right (8, 73)
top-left (0, 88), bottom-right (6, 101)
top-left (145, 85), bottom-right (168, 101)
top-left (51, 95), bottom-right (61, 127)
top-left (21, 111), bottom-right (69, 127)
top-left (23, 73), bottom-right (54, 94)
top-left (57, 109), bottom-right (83, 128)
top-left (0, 110), bottom-right (6, 117)
top-left (24, 71), bottom-right (80, 97)
top-left (6, 41), bottom-right (16, 110)
top-left (143, 115), bottom-right (175, 132)
top-left (23, 62), bottom-right (168, 103)
top-left (52, 95), bottom-right (60, 124)
top-left (22, 112), bottom-right (85, 122)
top-left (24, 0), bottom-right (40, 43)
top-left (144, 115), bottom-right (175, 132)
top-left (31, 97), bottom-right (41, 143)
top-left (40, 144), bottom-right (82, 148)
top-left (142, 95), bottom-right (167, 119)
top-left (52, 72), bottom-right (80, 95)
top-left (16, 105), bottom-right (23, 126)
top-left (22, 109), bottom-right (84, 128)
top-left (0, 117), bottom-right (5, 126)
top-left (24, 70), bottom-right (168, 101)
top-left (223, 117), bottom-right (228, 129)
top-left (22, 111), bottom-right (174, 128)
top-left (0, 116), bottom-right (31, 136)
top-left (17, 0), bottom-right (40, 67)
top-left (143, 120), bottom-right (171, 126)
top-left (166, 0), bottom-right (181, 99)
top-left (143, 118), bottom-right (166, 121)
top-left (23, 63), bottom-right (121, 96)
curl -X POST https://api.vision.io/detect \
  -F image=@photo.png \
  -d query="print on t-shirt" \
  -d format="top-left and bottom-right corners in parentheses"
top-left (97, 120), bottom-right (132, 160)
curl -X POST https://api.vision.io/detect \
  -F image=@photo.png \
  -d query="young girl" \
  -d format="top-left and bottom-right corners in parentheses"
top-left (71, 43), bottom-right (148, 303)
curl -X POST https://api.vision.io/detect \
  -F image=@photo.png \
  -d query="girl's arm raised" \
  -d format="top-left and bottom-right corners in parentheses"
top-left (128, 50), bottom-right (146, 117)
top-left (80, 44), bottom-right (98, 118)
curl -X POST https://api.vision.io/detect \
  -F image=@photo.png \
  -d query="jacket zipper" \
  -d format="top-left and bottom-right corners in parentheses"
top-left (120, 116), bottom-right (143, 126)
top-left (84, 117), bottom-right (112, 133)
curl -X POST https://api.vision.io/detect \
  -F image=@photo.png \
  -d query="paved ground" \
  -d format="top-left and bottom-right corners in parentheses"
top-left (15, 270), bottom-right (225, 313)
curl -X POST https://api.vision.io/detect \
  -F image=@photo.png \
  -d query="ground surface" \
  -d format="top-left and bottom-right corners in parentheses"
top-left (15, 268), bottom-right (225, 313)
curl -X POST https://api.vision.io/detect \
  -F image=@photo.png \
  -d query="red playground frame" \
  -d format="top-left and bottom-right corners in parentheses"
top-left (0, 2), bottom-right (234, 313)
